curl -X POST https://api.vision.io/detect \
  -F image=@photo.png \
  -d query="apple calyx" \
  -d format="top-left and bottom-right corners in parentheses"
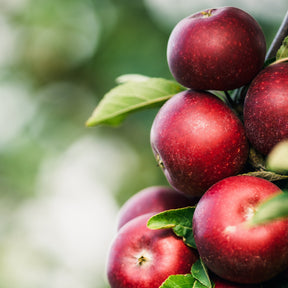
top-left (137, 255), bottom-right (148, 266)
top-left (135, 251), bottom-right (152, 267)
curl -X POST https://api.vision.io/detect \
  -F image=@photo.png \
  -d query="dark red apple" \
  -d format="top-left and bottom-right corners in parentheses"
top-left (150, 90), bottom-right (249, 196)
top-left (167, 6), bottom-right (266, 90)
top-left (212, 274), bottom-right (260, 287)
top-left (193, 175), bottom-right (288, 284)
top-left (107, 213), bottom-right (199, 288)
top-left (117, 186), bottom-right (198, 230)
top-left (243, 61), bottom-right (288, 155)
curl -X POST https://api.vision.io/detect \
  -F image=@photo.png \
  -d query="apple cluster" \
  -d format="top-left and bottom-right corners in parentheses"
top-left (106, 6), bottom-right (288, 288)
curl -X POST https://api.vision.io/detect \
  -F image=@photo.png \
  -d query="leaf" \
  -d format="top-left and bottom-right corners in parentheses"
top-left (115, 74), bottom-right (150, 84)
top-left (266, 140), bottom-right (288, 174)
top-left (276, 35), bottom-right (288, 60)
top-left (193, 281), bottom-right (209, 288)
top-left (249, 192), bottom-right (288, 226)
top-left (191, 259), bottom-right (212, 288)
top-left (159, 274), bottom-right (195, 288)
top-left (242, 170), bottom-right (288, 182)
top-left (147, 207), bottom-right (196, 248)
top-left (86, 75), bottom-right (185, 127)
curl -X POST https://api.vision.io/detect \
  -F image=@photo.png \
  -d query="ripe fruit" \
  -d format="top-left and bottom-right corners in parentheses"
top-left (107, 213), bottom-right (199, 288)
top-left (167, 6), bottom-right (266, 90)
top-left (243, 61), bottom-right (288, 155)
top-left (117, 186), bottom-right (198, 230)
top-left (193, 175), bottom-right (288, 284)
top-left (212, 274), bottom-right (259, 287)
top-left (150, 90), bottom-right (249, 196)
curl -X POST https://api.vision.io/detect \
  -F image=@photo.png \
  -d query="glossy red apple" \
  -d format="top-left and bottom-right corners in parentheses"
top-left (117, 186), bottom-right (198, 230)
top-left (107, 213), bottom-right (199, 288)
top-left (150, 90), bottom-right (249, 196)
top-left (167, 6), bottom-right (266, 90)
top-left (243, 61), bottom-right (288, 155)
top-left (193, 175), bottom-right (288, 284)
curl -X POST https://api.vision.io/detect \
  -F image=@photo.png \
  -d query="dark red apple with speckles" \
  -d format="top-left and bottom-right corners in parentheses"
top-left (107, 213), bottom-right (199, 288)
top-left (244, 61), bottom-right (288, 155)
top-left (193, 175), bottom-right (288, 284)
top-left (150, 89), bottom-right (249, 196)
top-left (167, 6), bottom-right (266, 90)
top-left (117, 186), bottom-right (198, 230)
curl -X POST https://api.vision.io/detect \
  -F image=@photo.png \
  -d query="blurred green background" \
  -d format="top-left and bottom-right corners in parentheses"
top-left (0, 0), bottom-right (287, 287)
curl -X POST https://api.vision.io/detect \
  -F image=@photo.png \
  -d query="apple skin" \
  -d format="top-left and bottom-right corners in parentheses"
top-left (107, 213), bottom-right (199, 288)
top-left (117, 186), bottom-right (198, 230)
top-left (193, 175), bottom-right (288, 284)
top-left (167, 6), bottom-right (266, 90)
top-left (150, 90), bottom-right (249, 197)
top-left (212, 274), bottom-right (260, 288)
top-left (243, 62), bottom-right (288, 155)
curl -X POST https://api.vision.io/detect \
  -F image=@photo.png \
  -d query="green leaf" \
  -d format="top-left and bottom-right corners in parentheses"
top-left (266, 140), bottom-right (288, 174)
top-left (147, 207), bottom-right (196, 248)
top-left (250, 192), bottom-right (288, 226)
top-left (86, 75), bottom-right (185, 127)
top-left (193, 281), bottom-right (209, 288)
top-left (191, 259), bottom-right (212, 288)
top-left (160, 274), bottom-right (195, 288)
top-left (276, 35), bottom-right (288, 60)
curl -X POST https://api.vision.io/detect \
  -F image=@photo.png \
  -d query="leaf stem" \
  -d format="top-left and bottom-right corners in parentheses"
top-left (265, 10), bottom-right (288, 60)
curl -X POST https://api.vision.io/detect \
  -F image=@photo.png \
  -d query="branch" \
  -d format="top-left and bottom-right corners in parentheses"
top-left (265, 11), bottom-right (288, 60)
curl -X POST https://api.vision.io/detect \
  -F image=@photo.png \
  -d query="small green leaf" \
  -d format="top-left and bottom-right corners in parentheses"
top-left (191, 259), bottom-right (212, 288)
top-left (276, 36), bottom-right (288, 60)
top-left (266, 140), bottom-right (288, 174)
top-left (159, 274), bottom-right (195, 288)
top-left (147, 207), bottom-right (196, 248)
top-left (193, 280), bottom-right (208, 288)
top-left (250, 192), bottom-right (288, 226)
top-left (86, 76), bottom-right (185, 127)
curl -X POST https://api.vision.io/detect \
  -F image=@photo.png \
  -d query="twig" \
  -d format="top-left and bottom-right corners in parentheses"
top-left (265, 11), bottom-right (288, 60)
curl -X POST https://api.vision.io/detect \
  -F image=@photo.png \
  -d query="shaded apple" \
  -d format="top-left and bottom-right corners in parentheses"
top-left (167, 6), bottom-right (266, 90)
top-left (117, 185), bottom-right (198, 230)
top-left (107, 213), bottom-right (199, 288)
top-left (212, 274), bottom-right (260, 287)
top-left (150, 90), bottom-right (249, 196)
top-left (193, 175), bottom-right (288, 284)
top-left (243, 61), bottom-right (288, 155)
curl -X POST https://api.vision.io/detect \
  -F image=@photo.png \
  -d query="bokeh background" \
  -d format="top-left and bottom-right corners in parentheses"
top-left (1, 0), bottom-right (287, 287)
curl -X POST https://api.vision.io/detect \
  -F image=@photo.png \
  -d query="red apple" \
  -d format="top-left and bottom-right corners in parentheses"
top-left (150, 90), bottom-right (249, 196)
top-left (243, 61), bottom-right (288, 155)
top-left (167, 6), bottom-right (266, 90)
top-left (117, 186), bottom-right (198, 230)
top-left (193, 175), bottom-right (288, 284)
top-left (107, 213), bottom-right (199, 288)
top-left (212, 274), bottom-right (260, 288)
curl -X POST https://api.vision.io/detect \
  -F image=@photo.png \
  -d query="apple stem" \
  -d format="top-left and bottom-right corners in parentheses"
top-left (265, 10), bottom-right (288, 60)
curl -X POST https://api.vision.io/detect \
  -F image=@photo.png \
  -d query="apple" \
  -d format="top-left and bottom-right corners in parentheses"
top-left (243, 61), bottom-right (288, 155)
top-left (167, 6), bottom-right (266, 91)
top-left (106, 213), bottom-right (199, 288)
top-left (193, 175), bottom-right (288, 284)
top-left (117, 185), bottom-right (198, 230)
top-left (150, 89), bottom-right (249, 196)
top-left (212, 274), bottom-right (260, 288)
